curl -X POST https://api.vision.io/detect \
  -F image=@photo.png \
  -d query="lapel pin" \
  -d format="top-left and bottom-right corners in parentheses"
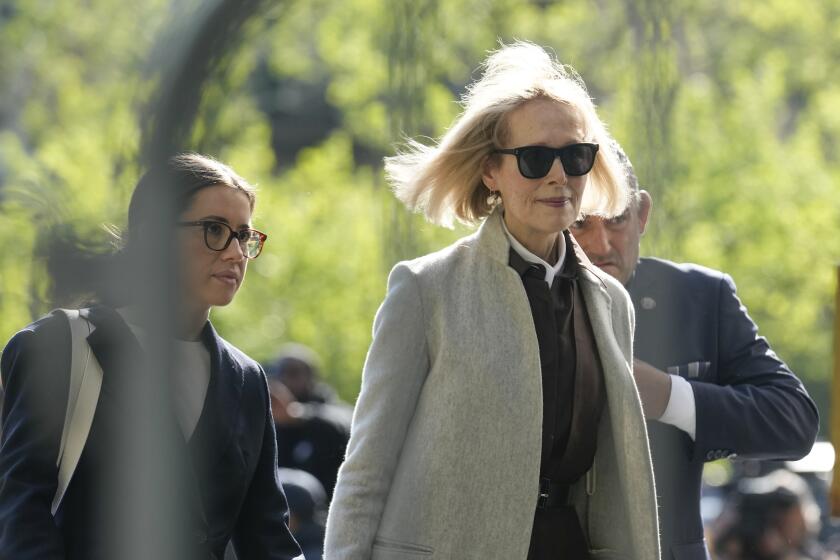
top-left (641, 296), bottom-right (656, 310)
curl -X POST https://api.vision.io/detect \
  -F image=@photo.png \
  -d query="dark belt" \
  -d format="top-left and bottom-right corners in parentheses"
top-left (537, 477), bottom-right (572, 510)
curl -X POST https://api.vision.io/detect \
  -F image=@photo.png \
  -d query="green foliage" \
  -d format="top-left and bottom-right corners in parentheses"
top-left (1, 0), bottom-right (838, 421)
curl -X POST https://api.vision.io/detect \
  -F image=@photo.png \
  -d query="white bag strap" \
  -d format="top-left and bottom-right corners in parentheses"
top-left (52, 308), bottom-right (103, 516)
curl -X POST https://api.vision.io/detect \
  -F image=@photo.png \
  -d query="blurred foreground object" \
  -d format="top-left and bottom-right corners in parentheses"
top-left (831, 265), bottom-right (840, 516)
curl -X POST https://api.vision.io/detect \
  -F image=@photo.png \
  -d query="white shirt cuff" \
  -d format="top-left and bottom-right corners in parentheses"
top-left (657, 374), bottom-right (697, 440)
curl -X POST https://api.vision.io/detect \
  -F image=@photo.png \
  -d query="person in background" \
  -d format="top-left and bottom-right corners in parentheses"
top-left (571, 141), bottom-right (819, 560)
top-left (277, 468), bottom-right (327, 560)
top-left (712, 469), bottom-right (837, 560)
top-left (266, 344), bottom-right (350, 500)
top-left (267, 344), bottom-right (345, 406)
top-left (324, 42), bottom-right (659, 559)
top-left (226, 467), bottom-right (327, 560)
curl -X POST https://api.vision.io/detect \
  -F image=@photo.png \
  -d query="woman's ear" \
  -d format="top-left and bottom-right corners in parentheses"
top-left (481, 154), bottom-right (499, 192)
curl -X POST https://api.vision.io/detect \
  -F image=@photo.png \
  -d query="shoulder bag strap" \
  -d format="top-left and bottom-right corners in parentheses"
top-left (52, 308), bottom-right (103, 516)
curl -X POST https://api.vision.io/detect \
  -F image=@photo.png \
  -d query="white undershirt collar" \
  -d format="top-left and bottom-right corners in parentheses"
top-left (501, 216), bottom-right (566, 288)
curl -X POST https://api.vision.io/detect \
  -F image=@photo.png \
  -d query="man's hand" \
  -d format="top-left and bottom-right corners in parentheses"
top-left (632, 358), bottom-right (672, 419)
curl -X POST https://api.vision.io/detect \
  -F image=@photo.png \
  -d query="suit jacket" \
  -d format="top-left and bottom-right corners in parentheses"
top-left (628, 257), bottom-right (819, 560)
top-left (0, 305), bottom-right (302, 560)
top-left (324, 210), bottom-right (660, 560)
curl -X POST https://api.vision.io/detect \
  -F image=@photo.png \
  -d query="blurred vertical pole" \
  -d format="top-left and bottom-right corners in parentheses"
top-left (384, 0), bottom-right (438, 266)
top-left (623, 0), bottom-right (680, 252)
top-left (126, 0), bottom-right (273, 558)
top-left (831, 264), bottom-right (840, 516)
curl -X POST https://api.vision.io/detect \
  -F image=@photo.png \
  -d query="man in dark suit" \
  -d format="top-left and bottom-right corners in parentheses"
top-left (570, 145), bottom-right (820, 560)
top-left (266, 345), bottom-right (351, 500)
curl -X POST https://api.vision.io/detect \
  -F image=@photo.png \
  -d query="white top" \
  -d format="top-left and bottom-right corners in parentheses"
top-left (500, 218), bottom-right (567, 288)
top-left (116, 309), bottom-right (211, 440)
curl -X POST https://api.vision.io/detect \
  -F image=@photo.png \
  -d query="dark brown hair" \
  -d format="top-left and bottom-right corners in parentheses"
top-left (126, 153), bottom-right (256, 249)
top-left (48, 153), bottom-right (256, 308)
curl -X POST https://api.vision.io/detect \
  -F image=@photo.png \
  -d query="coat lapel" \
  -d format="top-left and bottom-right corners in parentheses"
top-left (575, 247), bottom-right (640, 441)
top-left (574, 251), bottom-right (660, 557)
top-left (574, 244), bottom-right (629, 384)
top-left (474, 208), bottom-right (513, 265)
top-left (478, 212), bottom-right (637, 407)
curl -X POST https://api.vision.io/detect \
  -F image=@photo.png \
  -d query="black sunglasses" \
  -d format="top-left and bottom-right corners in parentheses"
top-left (177, 220), bottom-right (267, 259)
top-left (493, 142), bottom-right (599, 179)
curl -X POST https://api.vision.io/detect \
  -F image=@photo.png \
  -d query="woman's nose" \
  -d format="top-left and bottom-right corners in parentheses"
top-left (545, 156), bottom-right (568, 184)
top-left (222, 238), bottom-right (246, 261)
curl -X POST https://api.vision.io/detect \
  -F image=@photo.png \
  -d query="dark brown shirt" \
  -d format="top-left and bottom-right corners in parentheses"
top-left (509, 231), bottom-right (606, 559)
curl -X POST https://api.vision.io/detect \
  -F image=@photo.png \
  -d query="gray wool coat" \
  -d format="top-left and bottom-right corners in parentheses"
top-left (324, 210), bottom-right (660, 560)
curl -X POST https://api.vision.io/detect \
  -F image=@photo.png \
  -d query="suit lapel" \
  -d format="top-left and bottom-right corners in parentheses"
top-left (188, 321), bottom-right (244, 466)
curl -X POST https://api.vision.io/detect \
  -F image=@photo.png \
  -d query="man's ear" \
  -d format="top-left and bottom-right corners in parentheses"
top-left (637, 190), bottom-right (652, 235)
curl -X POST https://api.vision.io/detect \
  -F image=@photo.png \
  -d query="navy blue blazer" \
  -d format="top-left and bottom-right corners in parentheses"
top-left (0, 306), bottom-right (302, 560)
top-left (628, 258), bottom-right (819, 560)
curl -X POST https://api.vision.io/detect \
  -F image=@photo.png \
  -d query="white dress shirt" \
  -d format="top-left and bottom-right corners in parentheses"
top-left (658, 374), bottom-right (697, 440)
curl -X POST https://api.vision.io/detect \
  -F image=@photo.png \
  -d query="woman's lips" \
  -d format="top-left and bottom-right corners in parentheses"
top-left (538, 197), bottom-right (571, 208)
top-left (213, 272), bottom-right (239, 286)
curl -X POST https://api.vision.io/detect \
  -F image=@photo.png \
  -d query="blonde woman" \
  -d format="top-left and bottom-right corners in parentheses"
top-left (325, 42), bottom-right (659, 560)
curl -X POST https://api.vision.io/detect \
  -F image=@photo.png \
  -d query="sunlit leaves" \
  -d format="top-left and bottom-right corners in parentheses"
top-left (1, 0), bottom-right (838, 407)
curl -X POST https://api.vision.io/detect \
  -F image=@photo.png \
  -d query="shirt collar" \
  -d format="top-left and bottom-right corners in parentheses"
top-left (501, 216), bottom-right (567, 288)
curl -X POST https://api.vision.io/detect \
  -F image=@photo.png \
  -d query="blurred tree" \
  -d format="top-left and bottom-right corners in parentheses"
top-left (0, 0), bottom-right (837, 425)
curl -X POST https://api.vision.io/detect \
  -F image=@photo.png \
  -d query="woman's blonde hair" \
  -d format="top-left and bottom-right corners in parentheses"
top-left (385, 41), bottom-right (627, 228)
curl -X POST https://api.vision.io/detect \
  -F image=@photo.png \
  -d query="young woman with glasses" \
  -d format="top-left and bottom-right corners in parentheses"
top-left (324, 42), bottom-right (660, 560)
top-left (0, 154), bottom-right (302, 559)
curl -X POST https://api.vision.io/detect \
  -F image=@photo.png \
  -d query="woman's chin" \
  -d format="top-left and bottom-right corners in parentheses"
top-left (533, 217), bottom-right (576, 236)
top-left (212, 294), bottom-right (237, 308)
top-left (201, 288), bottom-right (238, 309)
top-left (530, 206), bottom-right (578, 232)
